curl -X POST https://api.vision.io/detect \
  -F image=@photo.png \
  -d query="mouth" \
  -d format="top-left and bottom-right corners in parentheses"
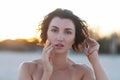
top-left (54, 43), bottom-right (64, 49)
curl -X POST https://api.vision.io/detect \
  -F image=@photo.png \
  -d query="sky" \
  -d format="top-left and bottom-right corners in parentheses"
top-left (0, 0), bottom-right (120, 40)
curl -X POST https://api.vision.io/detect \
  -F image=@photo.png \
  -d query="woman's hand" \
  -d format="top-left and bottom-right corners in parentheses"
top-left (84, 37), bottom-right (100, 57)
top-left (41, 41), bottom-right (54, 75)
top-left (83, 38), bottom-right (109, 80)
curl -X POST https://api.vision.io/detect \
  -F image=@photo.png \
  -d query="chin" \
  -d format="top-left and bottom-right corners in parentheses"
top-left (54, 49), bottom-right (66, 54)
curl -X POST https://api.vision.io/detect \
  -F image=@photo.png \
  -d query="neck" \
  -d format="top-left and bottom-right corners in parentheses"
top-left (52, 52), bottom-right (69, 71)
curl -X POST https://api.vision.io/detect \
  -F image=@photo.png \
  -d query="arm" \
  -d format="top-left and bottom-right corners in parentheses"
top-left (18, 62), bottom-right (32, 80)
top-left (84, 37), bottom-right (109, 80)
top-left (40, 41), bottom-right (54, 80)
top-left (88, 51), bottom-right (109, 80)
top-left (82, 64), bottom-right (95, 80)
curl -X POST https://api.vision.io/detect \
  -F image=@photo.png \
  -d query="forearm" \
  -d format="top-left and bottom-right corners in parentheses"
top-left (88, 53), bottom-right (109, 80)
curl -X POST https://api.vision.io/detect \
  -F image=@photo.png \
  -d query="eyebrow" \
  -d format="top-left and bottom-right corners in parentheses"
top-left (52, 26), bottom-right (59, 29)
top-left (52, 26), bottom-right (74, 31)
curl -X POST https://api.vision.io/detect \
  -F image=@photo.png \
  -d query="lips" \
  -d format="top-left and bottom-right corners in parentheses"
top-left (54, 44), bottom-right (64, 49)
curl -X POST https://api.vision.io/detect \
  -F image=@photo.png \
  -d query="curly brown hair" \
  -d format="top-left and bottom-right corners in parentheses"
top-left (38, 8), bottom-right (89, 52)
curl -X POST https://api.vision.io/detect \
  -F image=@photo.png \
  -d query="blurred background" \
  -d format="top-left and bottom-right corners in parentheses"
top-left (0, 0), bottom-right (120, 80)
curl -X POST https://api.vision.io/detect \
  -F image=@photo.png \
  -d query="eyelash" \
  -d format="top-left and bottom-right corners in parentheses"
top-left (51, 29), bottom-right (58, 32)
top-left (65, 31), bottom-right (72, 34)
top-left (51, 29), bottom-right (72, 34)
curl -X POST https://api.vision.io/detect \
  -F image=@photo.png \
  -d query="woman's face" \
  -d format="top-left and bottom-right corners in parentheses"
top-left (47, 17), bottom-right (75, 54)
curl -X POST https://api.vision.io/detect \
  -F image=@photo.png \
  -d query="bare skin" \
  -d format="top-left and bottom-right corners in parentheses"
top-left (19, 58), bottom-right (94, 80)
top-left (18, 17), bottom-right (108, 80)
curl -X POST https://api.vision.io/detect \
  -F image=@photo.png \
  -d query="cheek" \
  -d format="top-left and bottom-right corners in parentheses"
top-left (66, 36), bottom-right (75, 47)
top-left (47, 31), bottom-right (54, 42)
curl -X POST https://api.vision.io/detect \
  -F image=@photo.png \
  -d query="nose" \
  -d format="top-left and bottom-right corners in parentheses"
top-left (56, 33), bottom-right (64, 42)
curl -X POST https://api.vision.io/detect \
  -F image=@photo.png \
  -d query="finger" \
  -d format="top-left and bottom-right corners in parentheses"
top-left (86, 37), bottom-right (97, 44)
top-left (83, 46), bottom-right (88, 54)
top-left (45, 45), bottom-right (53, 55)
top-left (43, 41), bottom-right (52, 53)
top-left (88, 44), bottom-right (100, 53)
top-left (43, 46), bottom-right (53, 63)
top-left (42, 44), bottom-right (53, 59)
top-left (43, 43), bottom-right (53, 54)
top-left (44, 41), bottom-right (51, 49)
top-left (86, 38), bottom-right (99, 48)
top-left (84, 41), bottom-right (100, 55)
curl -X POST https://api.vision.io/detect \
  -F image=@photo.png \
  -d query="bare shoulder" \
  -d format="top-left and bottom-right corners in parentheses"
top-left (72, 63), bottom-right (95, 79)
top-left (72, 63), bottom-right (93, 75)
top-left (72, 63), bottom-right (91, 70)
top-left (18, 59), bottom-right (43, 80)
top-left (68, 58), bottom-right (92, 73)
top-left (19, 59), bottom-right (43, 74)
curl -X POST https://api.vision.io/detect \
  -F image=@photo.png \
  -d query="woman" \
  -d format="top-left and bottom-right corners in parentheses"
top-left (18, 8), bottom-right (108, 80)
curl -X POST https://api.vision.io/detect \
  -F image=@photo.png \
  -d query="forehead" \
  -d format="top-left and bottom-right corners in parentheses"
top-left (49, 17), bottom-right (75, 30)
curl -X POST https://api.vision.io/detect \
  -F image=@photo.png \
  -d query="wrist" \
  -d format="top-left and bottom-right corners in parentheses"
top-left (87, 51), bottom-right (100, 64)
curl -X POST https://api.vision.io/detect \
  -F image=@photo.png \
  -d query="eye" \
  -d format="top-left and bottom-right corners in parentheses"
top-left (51, 29), bottom-right (58, 32)
top-left (65, 31), bottom-right (72, 34)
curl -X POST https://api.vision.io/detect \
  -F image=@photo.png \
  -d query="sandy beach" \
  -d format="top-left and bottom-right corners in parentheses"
top-left (0, 51), bottom-right (120, 80)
